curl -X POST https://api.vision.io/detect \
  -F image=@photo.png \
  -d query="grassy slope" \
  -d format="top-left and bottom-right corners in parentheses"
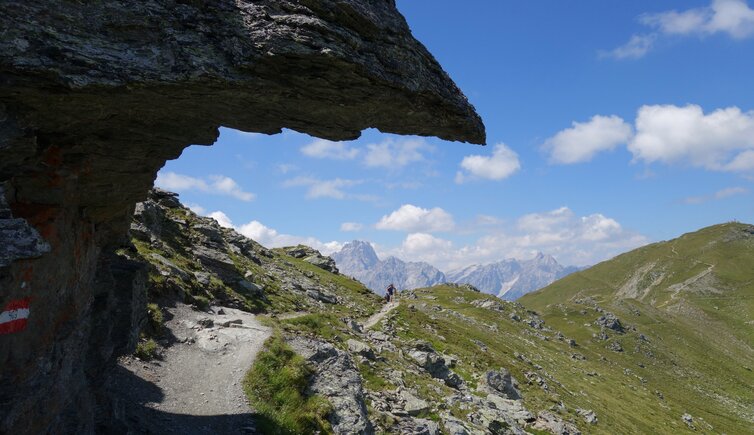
top-left (521, 222), bottom-right (754, 434)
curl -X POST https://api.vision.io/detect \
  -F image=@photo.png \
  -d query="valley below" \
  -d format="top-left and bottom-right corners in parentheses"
top-left (107, 190), bottom-right (754, 434)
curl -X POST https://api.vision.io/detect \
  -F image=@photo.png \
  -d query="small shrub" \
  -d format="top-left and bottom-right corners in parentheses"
top-left (243, 334), bottom-right (332, 434)
top-left (147, 303), bottom-right (163, 333)
top-left (135, 338), bottom-right (158, 360)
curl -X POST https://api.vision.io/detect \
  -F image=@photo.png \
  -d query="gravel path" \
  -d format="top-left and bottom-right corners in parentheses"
top-left (108, 303), bottom-right (271, 434)
top-left (363, 301), bottom-right (399, 329)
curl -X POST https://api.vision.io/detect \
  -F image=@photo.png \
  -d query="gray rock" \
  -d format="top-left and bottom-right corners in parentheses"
top-left (577, 408), bottom-right (597, 425)
top-left (532, 411), bottom-right (581, 435)
top-left (682, 413), bottom-right (694, 428)
top-left (408, 348), bottom-right (464, 388)
top-left (0, 186), bottom-right (51, 267)
top-left (306, 288), bottom-right (338, 304)
top-left (347, 339), bottom-right (375, 360)
top-left (194, 271), bottom-right (212, 287)
top-left (289, 337), bottom-right (373, 434)
top-left (393, 418), bottom-right (440, 435)
top-left (485, 394), bottom-right (534, 425)
top-left (595, 312), bottom-right (624, 332)
top-left (478, 369), bottom-right (521, 400)
top-left (400, 390), bottom-right (430, 416)
top-left (237, 280), bottom-right (264, 297)
top-left (149, 253), bottom-right (191, 282)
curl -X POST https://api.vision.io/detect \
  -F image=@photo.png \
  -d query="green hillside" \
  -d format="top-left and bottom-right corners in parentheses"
top-left (521, 222), bottom-right (754, 434)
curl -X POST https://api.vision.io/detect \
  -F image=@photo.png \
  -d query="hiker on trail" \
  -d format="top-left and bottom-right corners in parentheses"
top-left (385, 283), bottom-right (396, 303)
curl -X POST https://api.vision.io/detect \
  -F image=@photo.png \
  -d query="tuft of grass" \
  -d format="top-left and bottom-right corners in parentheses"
top-left (135, 337), bottom-right (158, 360)
top-left (281, 313), bottom-right (345, 342)
top-left (146, 303), bottom-right (163, 333)
top-left (243, 334), bottom-right (332, 434)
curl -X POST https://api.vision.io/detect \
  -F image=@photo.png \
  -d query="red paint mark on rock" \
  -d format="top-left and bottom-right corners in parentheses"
top-left (0, 298), bottom-right (31, 335)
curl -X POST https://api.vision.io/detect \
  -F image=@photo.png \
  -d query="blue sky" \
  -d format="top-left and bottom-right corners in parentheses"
top-left (157, 0), bottom-right (754, 271)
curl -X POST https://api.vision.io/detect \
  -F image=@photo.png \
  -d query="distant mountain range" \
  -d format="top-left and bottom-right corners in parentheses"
top-left (331, 240), bottom-right (579, 299)
top-left (331, 241), bottom-right (446, 295)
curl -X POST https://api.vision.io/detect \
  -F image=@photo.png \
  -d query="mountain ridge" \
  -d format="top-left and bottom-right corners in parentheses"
top-left (332, 240), bottom-right (579, 299)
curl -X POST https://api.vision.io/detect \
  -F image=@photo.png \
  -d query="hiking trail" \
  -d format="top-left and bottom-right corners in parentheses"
top-left (363, 301), bottom-right (399, 329)
top-left (108, 303), bottom-right (271, 434)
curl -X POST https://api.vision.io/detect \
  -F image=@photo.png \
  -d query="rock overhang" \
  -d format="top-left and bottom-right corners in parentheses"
top-left (0, 0), bottom-right (486, 432)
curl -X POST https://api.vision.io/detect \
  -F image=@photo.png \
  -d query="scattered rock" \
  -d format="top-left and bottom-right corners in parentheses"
top-left (532, 411), bottom-right (581, 435)
top-left (594, 312), bottom-right (624, 333)
top-left (347, 339), bottom-right (376, 360)
top-left (682, 413), bottom-right (694, 429)
top-left (400, 390), bottom-right (430, 416)
top-left (477, 369), bottom-right (521, 400)
top-left (577, 408), bottom-right (598, 424)
top-left (607, 341), bottom-right (624, 352)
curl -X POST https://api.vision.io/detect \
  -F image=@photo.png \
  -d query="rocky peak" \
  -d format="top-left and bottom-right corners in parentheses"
top-left (334, 240), bottom-right (380, 270)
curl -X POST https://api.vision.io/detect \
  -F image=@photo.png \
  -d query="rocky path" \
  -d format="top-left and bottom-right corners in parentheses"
top-left (108, 303), bottom-right (271, 434)
top-left (363, 301), bottom-right (399, 329)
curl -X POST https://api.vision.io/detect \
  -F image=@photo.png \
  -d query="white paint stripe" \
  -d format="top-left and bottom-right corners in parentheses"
top-left (0, 308), bottom-right (30, 324)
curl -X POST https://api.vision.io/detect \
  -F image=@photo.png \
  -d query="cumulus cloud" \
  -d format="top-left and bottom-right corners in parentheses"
top-left (156, 172), bottom-right (255, 202)
top-left (382, 207), bottom-right (647, 270)
top-left (300, 139), bottom-right (359, 160)
top-left (376, 204), bottom-right (455, 233)
top-left (283, 176), bottom-right (374, 200)
top-left (602, 34), bottom-right (656, 60)
top-left (204, 211), bottom-right (343, 255)
top-left (543, 115), bottom-right (634, 164)
top-left (682, 186), bottom-right (748, 204)
top-left (455, 143), bottom-right (521, 183)
top-left (608, 0), bottom-right (754, 59)
top-left (641, 0), bottom-right (754, 39)
top-left (547, 104), bottom-right (754, 173)
top-left (340, 222), bottom-right (364, 232)
top-left (208, 211), bottom-right (234, 228)
top-left (630, 104), bottom-right (754, 171)
top-left (363, 138), bottom-right (434, 168)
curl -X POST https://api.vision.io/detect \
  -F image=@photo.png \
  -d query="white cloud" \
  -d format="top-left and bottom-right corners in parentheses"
top-left (376, 204), bottom-right (455, 233)
top-left (602, 34), bottom-right (656, 60)
top-left (283, 176), bottom-right (374, 200)
top-left (544, 115), bottom-right (634, 164)
top-left (202, 212), bottom-right (343, 255)
top-left (300, 139), bottom-right (359, 160)
top-left (630, 104), bottom-right (754, 171)
top-left (208, 211), bottom-right (234, 228)
top-left (609, 0), bottom-right (754, 59)
top-left (455, 143), bottom-right (521, 183)
top-left (641, 0), bottom-right (754, 39)
top-left (156, 172), bottom-right (255, 202)
top-left (340, 222), bottom-right (364, 232)
top-left (186, 203), bottom-right (206, 215)
top-left (683, 186), bottom-right (748, 204)
top-left (363, 138), bottom-right (434, 168)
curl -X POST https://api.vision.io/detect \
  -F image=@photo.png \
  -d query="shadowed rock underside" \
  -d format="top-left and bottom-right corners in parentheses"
top-left (0, 1), bottom-right (485, 433)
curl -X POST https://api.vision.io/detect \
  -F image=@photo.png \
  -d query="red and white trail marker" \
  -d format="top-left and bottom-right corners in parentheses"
top-left (0, 298), bottom-right (31, 335)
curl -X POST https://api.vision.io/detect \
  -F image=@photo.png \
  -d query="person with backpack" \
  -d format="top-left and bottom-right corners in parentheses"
top-left (385, 283), bottom-right (396, 303)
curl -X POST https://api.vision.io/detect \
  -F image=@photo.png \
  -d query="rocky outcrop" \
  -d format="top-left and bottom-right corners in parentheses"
top-left (284, 245), bottom-right (340, 274)
top-left (0, 1), bottom-right (484, 431)
top-left (289, 336), bottom-right (373, 435)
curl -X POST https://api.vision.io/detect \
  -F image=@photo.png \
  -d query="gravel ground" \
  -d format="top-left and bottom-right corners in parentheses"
top-left (108, 303), bottom-right (271, 434)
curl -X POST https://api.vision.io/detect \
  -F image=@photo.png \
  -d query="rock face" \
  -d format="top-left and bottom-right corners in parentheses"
top-left (0, 2), bottom-right (484, 432)
top-left (332, 240), bottom-right (446, 294)
top-left (289, 336), bottom-right (373, 435)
